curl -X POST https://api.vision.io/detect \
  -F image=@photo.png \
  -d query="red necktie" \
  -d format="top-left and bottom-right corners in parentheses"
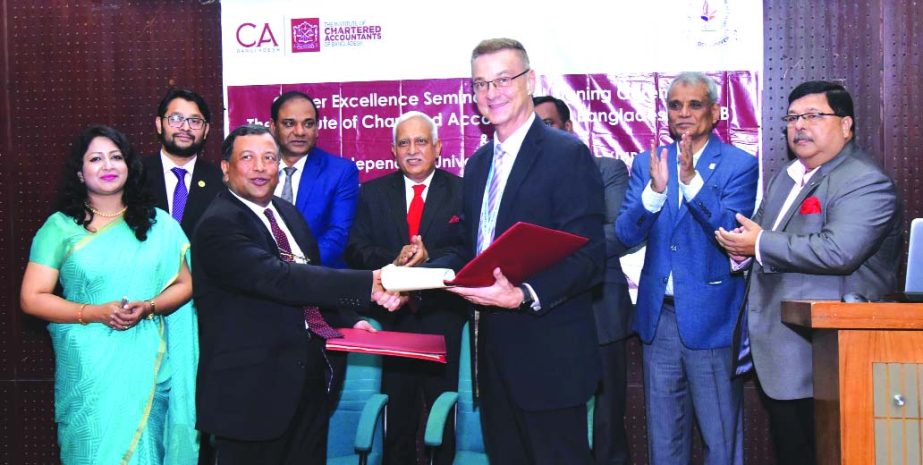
top-left (407, 183), bottom-right (426, 241)
top-left (263, 208), bottom-right (342, 339)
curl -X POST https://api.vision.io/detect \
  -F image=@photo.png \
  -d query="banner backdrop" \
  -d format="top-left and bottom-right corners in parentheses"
top-left (220, 0), bottom-right (764, 293)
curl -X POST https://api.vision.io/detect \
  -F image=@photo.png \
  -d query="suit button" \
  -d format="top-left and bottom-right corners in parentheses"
top-left (663, 277), bottom-right (668, 284)
top-left (296, 361), bottom-right (305, 368)
top-left (670, 245), bottom-right (678, 252)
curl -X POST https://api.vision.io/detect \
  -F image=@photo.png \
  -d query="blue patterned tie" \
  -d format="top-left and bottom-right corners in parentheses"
top-left (735, 302), bottom-right (754, 376)
top-left (476, 143), bottom-right (506, 254)
top-left (170, 167), bottom-right (188, 222)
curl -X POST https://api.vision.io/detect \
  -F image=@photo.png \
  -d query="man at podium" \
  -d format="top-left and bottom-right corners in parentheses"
top-left (716, 81), bottom-right (903, 465)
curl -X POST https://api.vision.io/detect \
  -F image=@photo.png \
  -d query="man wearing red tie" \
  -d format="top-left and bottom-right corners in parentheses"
top-left (345, 111), bottom-right (466, 465)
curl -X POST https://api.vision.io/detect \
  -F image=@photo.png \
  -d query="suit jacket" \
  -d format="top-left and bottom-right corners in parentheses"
top-left (344, 169), bottom-right (467, 364)
top-left (745, 141), bottom-right (902, 400)
top-left (433, 119), bottom-right (605, 411)
top-left (592, 157), bottom-right (634, 344)
top-left (615, 134), bottom-right (758, 349)
top-left (292, 146), bottom-right (360, 269)
top-left (192, 191), bottom-right (371, 441)
top-left (141, 154), bottom-right (225, 238)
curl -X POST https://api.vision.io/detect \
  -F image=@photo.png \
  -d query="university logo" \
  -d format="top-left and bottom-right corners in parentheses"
top-left (292, 18), bottom-right (321, 53)
top-left (692, 0), bottom-right (732, 47)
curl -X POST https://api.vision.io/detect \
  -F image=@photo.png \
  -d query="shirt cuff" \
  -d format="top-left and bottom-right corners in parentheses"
top-left (522, 282), bottom-right (541, 311)
top-left (754, 230), bottom-right (764, 266)
top-left (679, 171), bottom-right (703, 201)
top-left (730, 256), bottom-right (752, 272)
top-left (641, 181), bottom-right (667, 213)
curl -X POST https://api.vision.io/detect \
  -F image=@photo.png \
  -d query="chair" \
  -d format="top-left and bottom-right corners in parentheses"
top-left (424, 321), bottom-right (489, 465)
top-left (328, 318), bottom-right (388, 465)
top-left (423, 322), bottom-right (596, 465)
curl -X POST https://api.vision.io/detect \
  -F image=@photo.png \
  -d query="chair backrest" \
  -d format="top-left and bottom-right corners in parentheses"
top-left (328, 319), bottom-right (384, 464)
top-left (455, 321), bottom-right (488, 457)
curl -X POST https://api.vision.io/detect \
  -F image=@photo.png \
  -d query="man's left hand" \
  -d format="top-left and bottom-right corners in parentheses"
top-left (715, 213), bottom-right (762, 257)
top-left (352, 319), bottom-right (378, 332)
top-left (678, 132), bottom-right (697, 185)
top-left (447, 267), bottom-right (523, 309)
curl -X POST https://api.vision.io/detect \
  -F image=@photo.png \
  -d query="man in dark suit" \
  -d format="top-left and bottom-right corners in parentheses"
top-left (142, 88), bottom-right (224, 237)
top-left (716, 81), bottom-right (902, 465)
top-left (192, 124), bottom-right (403, 465)
top-left (533, 94), bottom-right (634, 465)
top-left (269, 91), bottom-right (359, 268)
top-left (345, 111), bottom-right (466, 465)
top-left (615, 72), bottom-right (758, 465)
top-left (431, 38), bottom-right (605, 465)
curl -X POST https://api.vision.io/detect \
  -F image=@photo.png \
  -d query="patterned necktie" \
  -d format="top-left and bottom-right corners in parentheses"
top-left (476, 143), bottom-right (506, 254)
top-left (407, 184), bottom-right (426, 240)
top-left (263, 208), bottom-right (342, 339)
top-left (281, 166), bottom-right (297, 204)
top-left (170, 167), bottom-right (188, 222)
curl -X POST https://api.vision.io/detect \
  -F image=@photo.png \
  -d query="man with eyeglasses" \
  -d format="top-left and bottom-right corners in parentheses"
top-left (428, 38), bottom-right (605, 465)
top-left (615, 72), bottom-right (758, 465)
top-left (715, 81), bottom-right (901, 465)
top-left (345, 111), bottom-right (466, 465)
top-left (268, 90), bottom-right (359, 269)
top-left (143, 88), bottom-right (224, 238)
top-left (533, 94), bottom-right (633, 465)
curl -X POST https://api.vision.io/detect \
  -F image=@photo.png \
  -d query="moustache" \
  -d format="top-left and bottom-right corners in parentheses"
top-left (793, 132), bottom-right (813, 143)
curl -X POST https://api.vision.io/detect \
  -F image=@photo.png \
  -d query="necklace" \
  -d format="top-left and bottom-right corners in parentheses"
top-left (85, 202), bottom-right (127, 218)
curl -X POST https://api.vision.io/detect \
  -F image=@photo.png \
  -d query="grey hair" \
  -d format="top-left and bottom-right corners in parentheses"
top-left (470, 38), bottom-right (530, 69)
top-left (392, 111), bottom-right (439, 145)
top-left (668, 72), bottom-right (719, 104)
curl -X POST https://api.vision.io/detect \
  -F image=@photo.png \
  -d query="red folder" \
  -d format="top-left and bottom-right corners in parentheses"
top-left (326, 329), bottom-right (447, 363)
top-left (446, 221), bottom-right (589, 288)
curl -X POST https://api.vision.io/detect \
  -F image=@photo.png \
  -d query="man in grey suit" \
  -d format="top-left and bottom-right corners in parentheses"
top-left (716, 81), bottom-right (902, 465)
top-left (534, 95), bottom-right (633, 465)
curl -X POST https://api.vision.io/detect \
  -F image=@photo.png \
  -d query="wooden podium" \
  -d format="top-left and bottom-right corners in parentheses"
top-left (782, 300), bottom-right (923, 465)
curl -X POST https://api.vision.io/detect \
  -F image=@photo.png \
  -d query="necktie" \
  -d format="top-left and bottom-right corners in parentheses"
top-left (170, 167), bottom-right (188, 222)
top-left (281, 166), bottom-right (297, 204)
top-left (476, 143), bottom-right (506, 254)
top-left (407, 184), bottom-right (426, 240)
top-left (263, 208), bottom-right (342, 339)
top-left (471, 142), bottom-right (507, 398)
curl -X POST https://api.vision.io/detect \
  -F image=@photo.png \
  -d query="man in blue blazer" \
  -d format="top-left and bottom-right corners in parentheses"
top-left (434, 38), bottom-right (605, 465)
top-left (615, 72), bottom-right (758, 465)
top-left (269, 91), bottom-right (359, 268)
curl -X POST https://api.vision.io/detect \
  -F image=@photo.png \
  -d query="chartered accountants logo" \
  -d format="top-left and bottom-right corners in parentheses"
top-left (234, 21), bottom-right (282, 54)
top-left (691, 0), bottom-right (733, 47)
top-left (323, 19), bottom-right (383, 48)
top-left (291, 18), bottom-right (321, 53)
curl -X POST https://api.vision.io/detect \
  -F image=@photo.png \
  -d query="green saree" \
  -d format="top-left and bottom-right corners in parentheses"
top-left (29, 209), bottom-right (199, 465)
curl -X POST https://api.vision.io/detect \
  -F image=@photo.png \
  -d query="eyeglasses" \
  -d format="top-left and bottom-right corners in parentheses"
top-left (471, 69), bottom-right (530, 94)
top-left (781, 112), bottom-right (839, 125)
top-left (162, 114), bottom-right (207, 130)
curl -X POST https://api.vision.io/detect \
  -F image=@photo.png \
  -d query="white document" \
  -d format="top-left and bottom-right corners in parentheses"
top-left (380, 264), bottom-right (456, 292)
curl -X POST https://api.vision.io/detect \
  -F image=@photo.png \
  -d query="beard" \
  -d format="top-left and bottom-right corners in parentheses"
top-left (160, 131), bottom-right (205, 157)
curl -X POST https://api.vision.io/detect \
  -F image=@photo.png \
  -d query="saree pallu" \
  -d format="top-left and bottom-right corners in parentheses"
top-left (29, 210), bottom-right (199, 465)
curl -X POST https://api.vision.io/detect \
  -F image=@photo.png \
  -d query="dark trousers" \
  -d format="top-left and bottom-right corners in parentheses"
top-left (593, 338), bottom-right (629, 465)
top-left (758, 385), bottom-right (816, 465)
top-left (214, 337), bottom-right (329, 465)
top-left (480, 346), bottom-right (594, 465)
top-left (382, 356), bottom-right (457, 465)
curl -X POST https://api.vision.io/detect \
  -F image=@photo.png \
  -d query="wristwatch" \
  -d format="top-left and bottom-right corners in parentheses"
top-left (518, 284), bottom-right (535, 309)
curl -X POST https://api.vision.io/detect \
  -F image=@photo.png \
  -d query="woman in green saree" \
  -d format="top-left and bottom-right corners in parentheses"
top-left (20, 125), bottom-right (199, 465)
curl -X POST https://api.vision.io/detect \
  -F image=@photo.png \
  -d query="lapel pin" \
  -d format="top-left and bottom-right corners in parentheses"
top-left (708, 162), bottom-right (716, 170)
top-left (198, 180), bottom-right (206, 188)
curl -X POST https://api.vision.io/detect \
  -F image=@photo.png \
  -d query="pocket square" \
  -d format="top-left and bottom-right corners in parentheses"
top-left (800, 196), bottom-right (822, 215)
top-left (448, 215), bottom-right (461, 224)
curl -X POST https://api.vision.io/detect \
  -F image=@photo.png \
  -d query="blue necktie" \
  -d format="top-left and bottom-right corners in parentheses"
top-left (171, 167), bottom-right (188, 222)
top-left (735, 299), bottom-right (754, 376)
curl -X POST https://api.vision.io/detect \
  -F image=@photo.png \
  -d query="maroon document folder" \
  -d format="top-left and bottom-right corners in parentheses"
top-left (446, 221), bottom-right (589, 288)
top-left (326, 329), bottom-right (447, 363)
